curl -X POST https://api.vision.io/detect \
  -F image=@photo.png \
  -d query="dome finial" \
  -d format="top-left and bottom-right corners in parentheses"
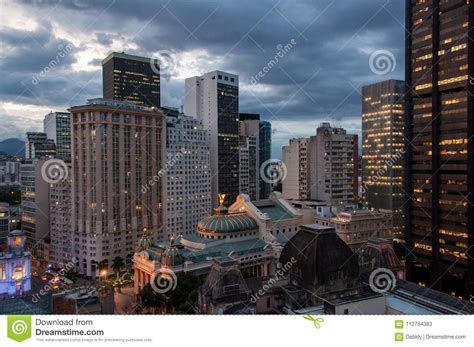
top-left (218, 193), bottom-right (226, 206)
top-left (215, 193), bottom-right (229, 215)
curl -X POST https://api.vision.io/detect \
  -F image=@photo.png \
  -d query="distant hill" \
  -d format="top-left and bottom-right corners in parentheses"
top-left (0, 138), bottom-right (25, 157)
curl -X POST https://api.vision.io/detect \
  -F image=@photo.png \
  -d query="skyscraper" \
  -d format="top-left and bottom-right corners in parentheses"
top-left (185, 71), bottom-right (240, 207)
top-left (102, 52), bottom-right (160, 107)
top-left (163, 107), bottom-right (212, 238)
top-left (362, 80), bottom-right (405, 238)
top-left (69, 98), bottom-right (165, 277)
top-left (259, 120), bottom-right (272, 199)
top-left (49, 164), bottom-right (72, 268)
top-left (405, 0), bottom-right (473, 297)
top-left (20, 159), bottom-right (50, 249)
top-left (44, 112), bottom-right (71, 162)
top-left (239, 113), bottom-right (272, 201)
top-left (25, 132), bottom-right (56, 159)
top-left (239, 128), bottom-right (260, 201)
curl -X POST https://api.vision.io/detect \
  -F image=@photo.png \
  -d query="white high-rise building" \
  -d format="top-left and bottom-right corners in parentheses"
top-left (282, 138), bottom-right (308, 200)
top-left (43, 112), bottom-right (71, 163)
top-left (184, 71), bottom-right (239, 207)
top-left (49, 164), bottom-right (72, 267)
top-left (163, 108), bottom-right (211, 238)
top-left (239, 125), bottom-right (258, 200)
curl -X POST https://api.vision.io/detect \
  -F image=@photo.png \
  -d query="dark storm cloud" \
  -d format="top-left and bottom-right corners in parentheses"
top-left (2, 0), bottom-right (405, 157)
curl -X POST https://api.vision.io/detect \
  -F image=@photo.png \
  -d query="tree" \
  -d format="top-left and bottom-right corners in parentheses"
top-left (0, 189), bottom-right (21, 205)
top-left (168, 272), bottom-right (203, 314)
top-left (112, 256), bottom-right (125, 277)
top-left (91, 260), bottom-right (108, 281)
top-left (140, 284), bottom-right (163, 313)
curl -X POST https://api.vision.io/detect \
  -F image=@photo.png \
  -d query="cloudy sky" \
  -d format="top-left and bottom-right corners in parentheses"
top-left (0, 0), bottom-right (405, 158)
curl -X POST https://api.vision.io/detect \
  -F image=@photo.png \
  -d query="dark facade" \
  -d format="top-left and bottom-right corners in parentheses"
top-left (405, 0), bottom-right (474, 297)
top-left (238, 113), bottom-right (272, 200)
top-left (259, 120), bottom-right (272, 199)
top-left (25, 132), bottom-right (56, 159)
top-left (362, 80), bottom-right (405, 238)
top-left (217, 83), bottom-right (240, 205)
top-left (102, 52), bottom-right (160, 107)
top-left (239, 113), bottom-right (260, 121)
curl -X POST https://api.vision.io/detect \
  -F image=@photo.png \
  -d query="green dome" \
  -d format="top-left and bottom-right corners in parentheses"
top-left (197, 213), bottom-right (258, 234)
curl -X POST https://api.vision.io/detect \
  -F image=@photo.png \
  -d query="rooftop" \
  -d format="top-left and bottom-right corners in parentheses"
top-left (197, 213), bottom-right (258, 234)
top-left (102, 51), bottom-right (154, 65)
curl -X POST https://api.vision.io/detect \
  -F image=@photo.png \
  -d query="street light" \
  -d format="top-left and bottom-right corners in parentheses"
top-left (100, 269), bottom-right (108, 282)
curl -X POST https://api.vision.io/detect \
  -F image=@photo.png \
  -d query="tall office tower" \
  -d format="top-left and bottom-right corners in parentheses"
top-left (308, 123), bottom-right (359, 206)
top-left (44, 112), bottom-right (71, 162)
top-left (405, 0), bottom-right (473, 297)
top-left (362, 80), bottom-right (406, 239)
top-left (282, 138), bottom-right (309, 200)
top-left (259, 120), bottom-right (272, 199)
top-left (20, 159), bottom-right (50, 249)
top-left (185, 71), bottom-right (239, 207)
top-left (49, 164), bottom-right (72, 267)
top-left (0, 203), bottom-right (9, 249)
top-left (69, 99), bottom-right (165, 277)
top-left (102, 52), bottom-right (160, 107)
top-left (163, 107), bottom-right (212, 238)
top-left (25, 132), bottom-right (56, 159)
top-left (239, 133), bottom-right (257, 199)
top-left (239, 113), bottom-right (272, 200)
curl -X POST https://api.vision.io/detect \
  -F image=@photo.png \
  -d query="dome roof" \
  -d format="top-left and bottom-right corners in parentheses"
top-left (9, 229), bottom-right (24, 237)
top-left (280, 225), bottom-right (359, 291)
top-left (197, 213), bottom-right (258, 234)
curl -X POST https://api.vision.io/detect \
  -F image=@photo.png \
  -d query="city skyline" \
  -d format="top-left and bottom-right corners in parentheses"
top-left (0, 0), bottom-right (405, 158)
top-left (1, 0), bottom-right (474, 321)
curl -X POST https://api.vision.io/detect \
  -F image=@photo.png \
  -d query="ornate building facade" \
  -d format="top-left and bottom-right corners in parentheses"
top-left (0, 230), bottom-right (31, 296)
top-left (133, 192), bottom-right (303, 294)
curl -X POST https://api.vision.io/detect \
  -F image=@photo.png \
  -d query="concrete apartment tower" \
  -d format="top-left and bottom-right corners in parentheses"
top-left (283, 123), bottom-right (358, 206)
